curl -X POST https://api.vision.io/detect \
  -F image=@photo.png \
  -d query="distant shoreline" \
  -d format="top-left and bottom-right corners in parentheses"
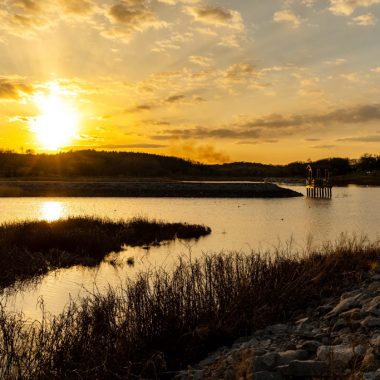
top-left (0, 180), bottom-right (302, 198)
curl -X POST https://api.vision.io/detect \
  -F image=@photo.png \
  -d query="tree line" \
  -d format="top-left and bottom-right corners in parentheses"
top-left (0, 150), bottom-right (378, 179)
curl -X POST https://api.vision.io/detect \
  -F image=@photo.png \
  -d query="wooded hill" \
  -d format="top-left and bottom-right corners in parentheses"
top-left (0, 150), bottom-right (379, 181)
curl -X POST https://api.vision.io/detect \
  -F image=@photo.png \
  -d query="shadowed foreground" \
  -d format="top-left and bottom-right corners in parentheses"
top-left (0, 237), bottom-right (378, 379)
top-left (0, 217), bottom-right (211, 288)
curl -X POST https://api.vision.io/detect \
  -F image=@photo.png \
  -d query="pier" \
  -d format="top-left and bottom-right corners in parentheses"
top-left (306, 165), bottom-right (332, 198)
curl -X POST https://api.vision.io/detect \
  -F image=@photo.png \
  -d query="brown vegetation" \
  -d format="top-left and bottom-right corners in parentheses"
top-left (0, 237), bottom-right (378, 379)
top-left (0, 217), bottom-right (211, 288)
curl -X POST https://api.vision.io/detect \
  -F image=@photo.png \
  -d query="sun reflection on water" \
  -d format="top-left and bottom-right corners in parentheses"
top-left (41, 201), bottom-right (64, 221)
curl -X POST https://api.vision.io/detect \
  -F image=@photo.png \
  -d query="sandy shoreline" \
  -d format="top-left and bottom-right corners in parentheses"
top-left (0, 181), bottom-right (302, 198)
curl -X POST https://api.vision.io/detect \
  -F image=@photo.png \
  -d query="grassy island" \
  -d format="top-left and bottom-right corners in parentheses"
top-left (0, 217), bottom-right (211, 288)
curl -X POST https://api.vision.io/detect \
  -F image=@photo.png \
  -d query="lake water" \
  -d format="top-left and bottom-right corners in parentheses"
top-left (1, 185), bottom-right (379, 319)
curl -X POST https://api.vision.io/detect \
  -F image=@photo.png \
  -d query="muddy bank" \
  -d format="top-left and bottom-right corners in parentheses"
top-left (0, 181), bottom-right (302, 198)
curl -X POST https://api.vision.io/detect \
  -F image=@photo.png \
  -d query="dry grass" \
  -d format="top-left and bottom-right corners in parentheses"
top-left (0, 217), bottom-right (211, 288)
top-left (0, 236), bottom-right (378, 379)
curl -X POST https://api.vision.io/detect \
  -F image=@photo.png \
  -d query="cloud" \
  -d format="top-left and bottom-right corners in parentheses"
top-left (337, 135), bottom-right (380, 142)
top-left (273, 9), bottom-right (301, 28)
top-left (185, 5), bottom-right (244, 31)
top-left (150, 103), bottom-right (380, 141)
top-left (103, 1), bottom-right (167, 42)
top-left (165, 94), bottom-right (186, 103)
top-left (351, 12), bottom-right (377, 25)
top-left (189, 55), bottom-right (214, 67)
top-left (127, 93), bottom-right (204, 113)
top-left (169, 141), bottom-right (230, 163)
top-left (0, 77), bottom-right (33, 99)
top-left (151, 126), bottom-right (263, 140)
top-left (239, 103), bottom-right (380, 128)
top-left (0, 0), bottom-right (163, 42)
top-left (158, 0), bottom-right (200, 4)
top-left (312, 144), bottom-right (337, 149)
top-left (0, 0), bottom-right (97, 37)
top-left (96, 143), bottom-right (167, 149)
top-left (224, 63), bottom-right (256, 81)
top-left (152, 31), bottom-right (194, 53)
top-left (329, 0), bottom-right (380, 16)
top-left (58, 0), bottom-right (97, 16)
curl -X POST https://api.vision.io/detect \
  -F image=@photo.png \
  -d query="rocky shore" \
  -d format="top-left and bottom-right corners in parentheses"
top-left (0, 181), bottom-right (302, 198)
top-left (177, 265), bottom-right (380, 379)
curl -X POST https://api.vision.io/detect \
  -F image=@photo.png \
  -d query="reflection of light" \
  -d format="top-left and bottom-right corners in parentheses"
top-left (41, 201), bottom-right (64, 221)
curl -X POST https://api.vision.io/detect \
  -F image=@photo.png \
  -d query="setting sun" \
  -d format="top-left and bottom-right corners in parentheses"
top-left (30, 83), bottom-right (79, 151)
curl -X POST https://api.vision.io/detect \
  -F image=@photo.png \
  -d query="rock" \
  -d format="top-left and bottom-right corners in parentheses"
top-left (199, 356), bottom-right (217, 367)
top-left (223, 367), bottom-right (236, 380)
top-left (333, 319), bottom-right (348, 330)
top-left (253, 371), bottom-right (284, 380)
top-left (277, 360), bottom-right (329, 377)
top-left (253, 353), bottom-right (280, 371)
top-left (341, 290), bottom-right (360, 300)
top-left (370, 335), bottom-right (380, 351)
top-left (340, 307), bottom-right (364, 320)
top-left (317, 345), bottom-right (364, 368)
top-left (295, 317), bottom-right (308, 325)
top-left (268, 324), bottom-right (288, 334)
top-left (372, 275), bottom-right (380, 281)
top-left (363, 296), bottom-right (380, 316)
top-left (363, 372), bottom-right (380, 380)
top-left (316, 304), bottom-right (333, 315)
top-left (278, 350), bottom-right (308, 364)
top-left (362, 350), bottom-right (380, 372)
top-left (362, 317), bottom-right (380, 328)
top-left (368, 282), bottom-right (380, 292)
top-left (325, 294), bottom-right (361, 318)
top-left (298, 340), bottom-right (322, 353)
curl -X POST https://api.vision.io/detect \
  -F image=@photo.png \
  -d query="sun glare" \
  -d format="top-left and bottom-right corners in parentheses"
top-left (41, 201), bottom-right (64, 222)
top-left (31, 83), bottom-right (79, 151)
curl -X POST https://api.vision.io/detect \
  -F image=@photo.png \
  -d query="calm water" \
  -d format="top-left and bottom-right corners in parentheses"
top-left (1, 185), bottom-right (380, 319)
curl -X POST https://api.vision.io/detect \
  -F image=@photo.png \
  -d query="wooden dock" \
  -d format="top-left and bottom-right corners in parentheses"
top-left (306, 165), bottom-right (332, 198)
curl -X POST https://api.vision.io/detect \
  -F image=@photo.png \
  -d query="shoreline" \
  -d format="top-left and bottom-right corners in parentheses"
top-left (0, 181), bottom-right (302, 198)
top-left (180, 263), bottom-right (380, 379)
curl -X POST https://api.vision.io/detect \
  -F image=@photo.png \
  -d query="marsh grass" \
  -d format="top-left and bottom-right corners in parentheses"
top-left (0, 217), bottom-right (211, 288)
top-left (0, 236), bottom-right (378, 379)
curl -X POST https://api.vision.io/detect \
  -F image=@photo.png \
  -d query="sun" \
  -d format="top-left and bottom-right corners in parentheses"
top-left (31, 82), bottom-right (79, 151)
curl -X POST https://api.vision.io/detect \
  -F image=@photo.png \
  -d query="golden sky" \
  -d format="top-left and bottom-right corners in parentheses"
top-left (0, 0), bottom-right (380, 163)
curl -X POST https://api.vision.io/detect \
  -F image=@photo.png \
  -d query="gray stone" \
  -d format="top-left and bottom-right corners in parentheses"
top-left (298, 340), bottom-right (322, 353)
top-left (253, 353), bottom-right (280, 371)
top-left (362, 316), bottom-right (380, 328)
top-left (268, 324), bottom-right (288, 334)
top-left (295, 317), bottom-right (308, 325)
top-left (372, 275), bottom-right (380, 281)
top-left (340, 307), bottom-right (364, 320)
top-left (333, 319), bottom-right (348, 330)
top-left (278, 350), bottom-right (308, 364)
top-left (363, 296), bottom-right (380, 316)
top-left (277, 360), bottom-right (329, 377)
top-left (370, 335), bottom-right (380, 349)
top-left (368, 282), bottom-right (380, 292)
top-left (317, 344), bottom-right (364, 368)
top-left (253, 371), bottom-right (284, 380)
top-left (326, 294), bottom-right (361, 318)
top-left (363, 372), bottom-right (380, 380)
top-left (362, 350), bottom-right (380, 372)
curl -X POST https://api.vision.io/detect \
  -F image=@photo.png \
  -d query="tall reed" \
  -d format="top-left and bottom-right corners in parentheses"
top-left (0, 236), bottom-right (378, 379)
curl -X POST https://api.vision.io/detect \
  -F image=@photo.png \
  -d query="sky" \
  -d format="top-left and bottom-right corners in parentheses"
top-left (0, 0), bottom-right (380, 164)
